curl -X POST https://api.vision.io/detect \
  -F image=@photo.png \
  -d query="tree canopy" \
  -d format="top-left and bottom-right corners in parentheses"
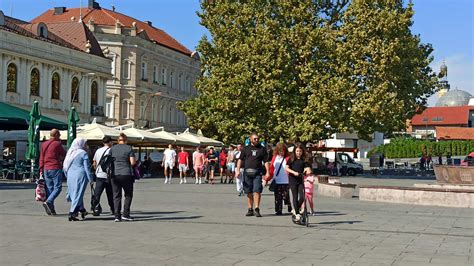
top-left (178, 0), bottom-right (438, 144)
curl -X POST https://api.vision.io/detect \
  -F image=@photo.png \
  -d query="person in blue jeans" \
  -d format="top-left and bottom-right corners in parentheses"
top-left (39, 129), bottom-right (66, 215)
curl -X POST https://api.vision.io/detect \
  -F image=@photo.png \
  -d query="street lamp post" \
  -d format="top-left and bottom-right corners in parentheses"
top-left (141, 92), bottom-right (162, 128)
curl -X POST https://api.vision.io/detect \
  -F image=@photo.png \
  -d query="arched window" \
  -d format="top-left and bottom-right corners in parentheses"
top-left (140, 56), bottom-right (148, 81)
top-left (51, 73), bottom-right (60, 99)
top-left (91, 81), bottom-right (98, 106)
top-left (122, 60), bottom-right (131, 79)
top-left (170, 71), bottom-right (174, 88)
top-left (7, 63), bottom-right (17, 92)
top-left (71, 77), bottom-right (79, 102)
top-left (122, 101), bottom-right (129, 119)
top-left (30, 68), bottom-right (40, 96)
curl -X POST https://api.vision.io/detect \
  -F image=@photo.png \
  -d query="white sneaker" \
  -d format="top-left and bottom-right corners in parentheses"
top-left (295, 214), bottom-right (301, 222)
top-left (180, 179), bottom-right (183, 184)
top-left (168, 179), bottom-right (172, 184)
top-left (195, 179), bottom-right (198, 184)
top-left (184, 178), bottom-right (187, 184)
top-left (199, 179), bottom-right (202, 184)
top-left (164, 178), bottom-right (168, 184)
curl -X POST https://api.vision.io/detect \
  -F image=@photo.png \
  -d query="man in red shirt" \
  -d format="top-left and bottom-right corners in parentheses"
top-left (39, 129), bottom-right (66, 215)
top-left (178, 146), bottom-right (189, 184)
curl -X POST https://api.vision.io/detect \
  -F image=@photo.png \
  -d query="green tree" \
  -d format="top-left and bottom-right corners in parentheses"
top-left (179, 0), bottom-right (437, 143)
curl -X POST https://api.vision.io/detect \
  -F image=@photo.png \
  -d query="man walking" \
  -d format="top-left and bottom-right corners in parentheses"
top-left (235, 133), bottom-right (269, 217)
top-left (39, 129), bottom-right (66, 215)
top-left (178, 146), bottom-right (189, 184)
top-left (91, 136), bottom-right (114, 216)
top-left (234, 144), bottom-right (244, 196)
top-left (162, 144), bottom-right (176, 184)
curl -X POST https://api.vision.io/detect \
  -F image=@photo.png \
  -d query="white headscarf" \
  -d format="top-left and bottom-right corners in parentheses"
top-left (63, 138), bottom-right (87, 175)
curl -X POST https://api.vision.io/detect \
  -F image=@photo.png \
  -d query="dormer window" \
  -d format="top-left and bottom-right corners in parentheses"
top-left (37, 23), bottom-right (48, 38)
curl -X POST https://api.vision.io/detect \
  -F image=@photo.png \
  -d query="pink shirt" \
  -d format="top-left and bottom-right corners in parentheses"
top-left (193, 151), bottom-right (204, 166)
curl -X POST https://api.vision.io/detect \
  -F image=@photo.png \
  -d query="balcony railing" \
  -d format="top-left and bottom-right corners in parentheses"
top-left (91, 105), bottom-right (104, 117)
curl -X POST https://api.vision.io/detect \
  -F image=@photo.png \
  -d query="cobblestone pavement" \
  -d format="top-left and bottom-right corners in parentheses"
top-left (0, 177), bottom-right (473, 265)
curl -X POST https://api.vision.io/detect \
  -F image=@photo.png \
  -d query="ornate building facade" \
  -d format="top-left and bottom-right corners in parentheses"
top-left (33, 1), bottom-right (200, 131)
top-left (0, 10), bottom-right (111, 123)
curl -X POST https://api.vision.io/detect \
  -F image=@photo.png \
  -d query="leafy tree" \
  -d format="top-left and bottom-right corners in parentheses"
top-left (179, 0), bottom-right (438, 143)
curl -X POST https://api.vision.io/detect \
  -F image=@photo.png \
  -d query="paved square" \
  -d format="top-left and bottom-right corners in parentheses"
top-left (0, 177), bottom-right (473, 265)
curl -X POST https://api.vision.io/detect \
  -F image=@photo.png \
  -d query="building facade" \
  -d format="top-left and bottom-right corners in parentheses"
top-left (33, 1), bottom-right (200, 131)
top-left (0, 10), bottom-right (111, 123)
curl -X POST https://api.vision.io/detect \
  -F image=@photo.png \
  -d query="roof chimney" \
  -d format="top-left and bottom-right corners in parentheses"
top-left (144, 21), bottom-right (152, 26)
top-left (88, 0), bottom-right (100, 9)
top-left (54, 7), bottom-right (66, 15)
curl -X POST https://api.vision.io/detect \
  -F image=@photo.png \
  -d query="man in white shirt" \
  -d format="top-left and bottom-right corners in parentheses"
top-left (91, 136), bottom-right (114, 216)
top-left (162, 144), bottom-right (177, 184)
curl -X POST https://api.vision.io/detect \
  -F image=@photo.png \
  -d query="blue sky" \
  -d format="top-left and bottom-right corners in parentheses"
top-left (1, 0), bottom-right (472, 106)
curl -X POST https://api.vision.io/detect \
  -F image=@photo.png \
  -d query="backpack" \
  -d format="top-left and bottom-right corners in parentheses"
top-left (100, 149), bottom-right (114, 179)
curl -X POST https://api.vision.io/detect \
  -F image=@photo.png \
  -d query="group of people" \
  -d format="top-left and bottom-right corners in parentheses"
top-left (160, 144), bottom-right (243, 186)
top-left (38, 129), bottom-right (316, 225)
top-left (39, 129), bottom-right (136, 222)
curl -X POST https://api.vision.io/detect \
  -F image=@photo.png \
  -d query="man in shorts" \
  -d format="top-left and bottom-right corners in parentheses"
top-left (207, 147), bottom-right (218, 185)
top-left (234, 144), bottom-right (244, 196)
top-left (162, 144), bottom-right (176, 184)
top-left (235, 133), bottom-right (270, 217)
top-left (226, 145), bottom-right (236, 184)
top-left (178, 146), bottom-right (189, 184)
top-left (193, 147), bottom-right (204, 184)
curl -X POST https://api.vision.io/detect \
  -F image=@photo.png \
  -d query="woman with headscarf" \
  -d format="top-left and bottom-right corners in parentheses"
top-left (63, 138), bottom-right (93, 221)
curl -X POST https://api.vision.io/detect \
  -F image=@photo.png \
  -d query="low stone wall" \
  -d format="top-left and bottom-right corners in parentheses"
top-left (434, 165), bottom-right (474, 184)
top-left (359, 186), bottom-right (474, 208)
top-left (318, 183), bottom-right (356, 199)
top-left (414, 183), bottom-right (474, 190)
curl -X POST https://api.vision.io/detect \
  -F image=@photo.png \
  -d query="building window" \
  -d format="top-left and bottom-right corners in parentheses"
top-left (109, 54), bottom-right (116, 76)
top-left (185, 76), bottom-right (190, 93)
top-left (432, 117), bottom-right (444, 122)
top-left (160, 103), bottom-right (165, 122)
top-left (91, 81), bottom-right (98, 106)
top-left (71, 77), bottom-right (79, 102)
top-left (123, 60), bottom-right (131, 79)
top-left (161, 67), bottom-right (167, 85)
top-left (152, 101), bottom-right (157, 122)
top-left (105, 97), bottom-right (113, 118)
top-left (7, 63), bottom-right (17, 92)
top-left (170, 71), bottom-right (174, 88)
top-left (30, 68), bottom-right (40, 96)
top-left (122, 101), bottom-right (129, 119)
top-left (141, 60), bottom-right (147, 81)
top-left (153, 65), bottom-right (158, 83)
top-left (140, 99), bottom-right (145, 119)
top-left (178, 73), bottom-right (183, 91)
top-left (51, 72), bottom-right (60, 99)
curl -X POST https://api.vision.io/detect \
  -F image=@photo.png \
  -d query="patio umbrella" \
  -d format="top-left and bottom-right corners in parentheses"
top-left (25, 101), bottom-right (42, 179)
top-left (67, 107), bottom-right (80, 148)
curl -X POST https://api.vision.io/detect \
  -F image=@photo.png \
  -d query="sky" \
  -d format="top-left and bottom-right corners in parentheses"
top-left (0, 0), bottom-right (472, 106)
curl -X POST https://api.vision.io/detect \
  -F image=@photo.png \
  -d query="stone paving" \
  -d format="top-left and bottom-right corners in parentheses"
top-left (0, 177), bottom-right (473, 265)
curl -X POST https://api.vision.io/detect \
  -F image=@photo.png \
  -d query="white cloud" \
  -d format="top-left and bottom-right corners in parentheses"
top-left (428, 54), bottom-right (474, 106)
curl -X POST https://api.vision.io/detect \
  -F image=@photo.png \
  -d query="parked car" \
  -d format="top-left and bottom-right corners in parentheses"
top-left (337, 153), bottom-right (364, 176)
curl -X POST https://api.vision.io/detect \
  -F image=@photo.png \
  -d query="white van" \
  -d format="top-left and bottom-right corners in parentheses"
top-left (337, 153), bottom-right (364, 176)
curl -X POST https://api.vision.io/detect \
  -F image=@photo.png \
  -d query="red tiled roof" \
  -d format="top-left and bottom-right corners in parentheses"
top-left (436, 127), bottom-right (474, 140)
top-left (411, 106), bottom-right (473, 126)
top-left (31, 7), bottom-right (192, 56)
top-left (3, 15), bottom-right (104, 57)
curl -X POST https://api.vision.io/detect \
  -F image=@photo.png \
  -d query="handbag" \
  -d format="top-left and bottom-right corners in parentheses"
top-left (269, 157), bottom-right (284, 192)
top-left (244, 168), bottom-right (259, 178)
top-left (35, 179), bottom-right (46, 202)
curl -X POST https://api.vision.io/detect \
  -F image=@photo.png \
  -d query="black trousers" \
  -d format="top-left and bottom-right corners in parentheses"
top-left (289, 182), bottom-right (304, 214)
top-left (92, 178), bottom-right (114, 212)
top-left (112, 175), bottom-right (134, 217)
top-left (273, 184), bottom-right (290, 213)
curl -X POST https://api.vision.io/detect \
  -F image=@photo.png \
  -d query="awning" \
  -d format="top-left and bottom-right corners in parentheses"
top-left (177, 131), bottom-right (224, 147)
top-left (77, 123), bottom-right (143, 141)
top-left (0, 102), bottom-right (67, 130)
top-left (122, 128), bottom-right (175, 145)
top-left (146, 128), bottom-right (199, 146)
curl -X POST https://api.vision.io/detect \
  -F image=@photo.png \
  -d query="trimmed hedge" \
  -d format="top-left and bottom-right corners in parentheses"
top-left (368, 138), bottom-right (474, 159)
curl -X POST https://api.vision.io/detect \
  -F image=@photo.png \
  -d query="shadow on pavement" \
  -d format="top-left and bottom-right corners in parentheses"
top-left (315, 211), bottom-right (347, 216)
top-left (0, 183), bottom-right (36, 190)
top-left (316, 220), bottom-right (362, 225)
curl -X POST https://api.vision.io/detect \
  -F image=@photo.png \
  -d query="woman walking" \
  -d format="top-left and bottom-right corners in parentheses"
top-left (264, 143), bottom-right (291, 216)
top-left (285, 143), bottom-right (312, 224)
top-left (110, 133), bottom-right (136, 222)
top-left (63, 138), bottom-right (94, 221)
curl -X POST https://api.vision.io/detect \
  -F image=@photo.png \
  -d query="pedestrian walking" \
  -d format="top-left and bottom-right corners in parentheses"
top-left (110, 133), bottom-right (136, 222)
top-left (39, 129), bottom-right (66, 215)
top-left (263, 143), bottom-right (291, 216)
top-left (162, 144), bottom-right (176, 184)
top-left (91, 136), bottom-right (114, 216)
top-left (235, 133), bottom-right (270, 217)
top-left (207, 147), bottom-right (218, 185)
top-left (226, 145), bottom-right (236, 184)
top-left (63, 138), bottom-right (94, 221)
top-left (219, 147), bottom-right (227, 183)
top-left (193, 147), bottom-right (205, 184)
top-left (234, 144), bottom-right (244, 196)
top-left (178, 146), bottom-right (189, 184)
top-left (285, 143), bottom-right (312, 224)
